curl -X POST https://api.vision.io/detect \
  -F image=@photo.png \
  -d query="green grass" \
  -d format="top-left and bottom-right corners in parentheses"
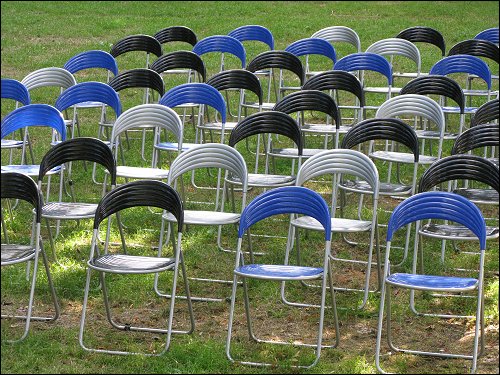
top-left (2, 1), bottom-right (499, 374)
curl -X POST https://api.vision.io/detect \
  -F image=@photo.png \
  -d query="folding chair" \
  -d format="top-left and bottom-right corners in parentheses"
top-left (470, 98), bottom-right (499, 127)
top-left (452, 122), bottom-right (499, 166)
top-left (79, 179), bottom-right (194, 356)
top-left (284, 37), bottom-right (337, 79)
top-left (375, 191), bottom-right (488, 374)
top-left (474, 27), bottom-right (499, 45)
top-left (109, 34), bottom-right (162, 71)
top-left (226, 186), bottom-right (339, 369)
top-left (1, 172), bottom-right (60, 342)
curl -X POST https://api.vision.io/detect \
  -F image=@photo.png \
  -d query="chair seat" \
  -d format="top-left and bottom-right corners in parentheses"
top-left (235, 264), bottom-right (323, 280)
top-left (300, 123), bottom-right (339, 134)
top-left (241, 102), bottom-right (274, 110)
top-left (415, 129), bottom-right (458, 140)
top-left (1, 164), bottom-right (61, 176)
top-left (197, 121), bottom-right (238, 132)
top-left (386, 272), bottom-right (478, 292)
top-left (370, 150), bottom-right (436, 165)
top-left (453, 188), bottom-right (499, 205)
top-left (292, 216), bottom-right (372, 233)
top-left (163, 210), bottom-right (240, 225)
top-left (419, 223), bottom-right (499, 240)
top-left (1, 139), bottom-right (25, 149)
top-left (1, 244), bottom-right (36, 265)
top-left (269, 147), bottom-right (324, 159)
top-left (226, 173), bottom-right (296, 188)
top-left (89, 254), bottom-right (175, 274)
top-left (364, 86), bottom-right (400, 95)
top-left (116, 166), bottom-right (169, 179)
top-left (154, 142), bottom-right (192, 152)
top-left (41, 202), bottom-right (98, 220)
top-left (441, 106), bottom-right (477, 115)
top-left (73, 101), bottom-right (108, 109)
top-left (340, 179), bottom-right (410, 196)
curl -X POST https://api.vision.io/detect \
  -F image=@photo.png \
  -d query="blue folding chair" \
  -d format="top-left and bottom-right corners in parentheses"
top-left (474, 27), bottom-right (499, 45)
top-left (375, 191), bottom-right (487, 374)
top-left (226, 186), bottom-right (339, 369)
top-left (285, 37), bottom-right (337, 79)
top-left (192, 35), bottom-right (246, 77)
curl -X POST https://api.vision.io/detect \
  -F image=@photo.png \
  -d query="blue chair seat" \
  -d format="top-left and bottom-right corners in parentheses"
top-left (235, 264), bottom-right (323, 280)
top-left (1, 164), bottom-right (61, 176)
top-left (154, 142), bottom-right (194, 152)
top-left (386, 272), bottom-right (478, 292)
top-left (1, 139), bottom-right (25, 149)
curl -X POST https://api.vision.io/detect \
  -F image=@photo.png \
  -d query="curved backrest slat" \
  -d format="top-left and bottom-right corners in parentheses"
top-left (1, 172), bottom-right (42, 222)
top-left (297, 149), bottom-right (379, 194)
top-left (273, 89), bottom-right (340, 129)
top-left (206, 69), bottom-right (263, 104)
top-left (192, 35), bottom-right (246, 68)
top-left (153, 26), bottom-right (198, 46)
top-left (21, 67), bottom-right (77, 91)
top-left (93, 179), bottom-right (183, 230)
top-left (111, 104), bottom-right (182, 144)
top-left (159, 83), bottom-right (226, 123)
top-left (229, 111), bottom-right (303, 154)
top-left (64, 50), bottom-right (119, 76)
top-left (110, 34), bottom-right (163, 58)
top-left (387, 191), bottom-right (487, 249)
top-left (418, 154), bottom-right (499, 194)
top-left (150, 50), bottom-right (207, 82)
top-left (470, 98), bottom-right (499, 127)
top-left (376, 94), bottom-right (445, 132)
top-left (475, 27), bottom-right (499, 45)
top-left (167, 143), bottom-right (248, 189)
top-left (55, 81), bottom-right (122, 116)
top-left (396, 26), bottom-right (446, 56)
top-left (285, 38), bottom-right (337, 65)
top-left (228, 25), bottom-right (274, 50)
top-left (238, 186), bottom-right (331, 240)
top-left (247, 50), bottom-right (305, 85)
top-left (302, 70), bottom-right (365, 107)
top-left (341, 118), bottom-right (420, 162)
top-left (1, 78), bottom-right (31, 106)
top-left (108, 68), bottom-right (165, 96)
top-left (400, 75), bottom-right (465, 113)
top-left (1, 104), bottom-right (66, 140)
top-left (311, 26), bottom-right (361, 53)
top-left (334, 52), bottom-right (393, 84)
top-left (38, 137), bottom-right (116, 184)
top-left (366, 38), bottom-right (421, 72)
top-left (452, 123), bottom-right (500, 154)
top-left (430, 54), bottom-right (492, 89)
top-left (448, 39), bottom-right (499, 64)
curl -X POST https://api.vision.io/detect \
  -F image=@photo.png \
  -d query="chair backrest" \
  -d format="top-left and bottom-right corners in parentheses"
top-left (296, 149), bottom-right (379, 196)
top-left (474, 27), bottom-right (499, 45)
top-left (366, 38), bottom-right (421, 74)
top-left (192, 35), bottom-right (246, 69)
top-left (108, 68), bottom-right (165, 97)
top-left (302, 70), bottom-right (365, 107)
top-left (1, 104), bottom-right (66, 141)
top-left (396, 26), bottom-right (446, 56)
top-left (228, 111), bottom-right (303, 155)
top-left (21, 67), bottom-right (77, 92)
top-left (452, 123), bottom-right (500, 154)
top-left (38, 137), bottom-right (117, 185)
top-left (386, 191), bottom-right (486, 250)
top-left (247, 50), bottom-right (305, 86)
top-left (153, 26), bottom-right (198, 46)
top-left (206, 69), bottom-right (263, 106)
top-left (238, 186), bottom-right (331, 240)
top-left (272, 89), bottom-right (340, 129)
top-left (63, 50), bottom-right (119, 76)
top-left (448, 39), bottom-right (499, 64)
top-left (159, 82), bottom-right (226, 124)
top-left (55, 81), bottom-right (122, 117)
top-left (470, 98), bottom-right (499, 127)
top-left (311, 26), bottom-right (361, 54)
top-left (375, 94), bottom-right (446, 136)
top-left (429, 54), bottom-right (492, 89)
top-left (1, 172), bottom-right (42, 223)
top-left (400, 75), bottom-right (465, 114)
top-left (418, 154), bottom-right (499, 194)
top-left (228, 25), bottom-right (274, 50)
top-left (1, 78), bottom-right (31, 106)
top-left (111, 103), bottom-right (183, 148)
top-left (93, 179), bottom-right (183, 231)
top-left (341, 118), bottom-right (420, 162)
top-left (334, 52), bottom-right (393, 85)
top-left (150, 51), bottom-right (207, 82)
top-left (285, 37), bottom-right (337, 66)
top-left (109, 34), bottom-right (163, 59)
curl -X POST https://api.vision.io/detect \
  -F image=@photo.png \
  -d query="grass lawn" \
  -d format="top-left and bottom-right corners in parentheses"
top-left (1, 1), bottom-right (499, 374)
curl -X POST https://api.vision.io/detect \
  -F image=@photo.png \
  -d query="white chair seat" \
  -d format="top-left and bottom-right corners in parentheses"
top-left (340, 179), bottom-right (412, 196)
top-left (419, 223), bottom-right (499, 240)
top-left (116, 166), bottom-right (169, 180)
top-left (1, 244), bottom-right (36, 265)
top-left (163, 210), bottom-right (240, 225)
top-left (89, 254), bottom-right (175, 274)
top-left (292, 215), bottom-right (372, 233)
top-left (227, 173), bottom-right (295, 188)
top-left (370, 150), bottom-right (437, 165)
top-left (1, 139), bottom-right (25, 149)
top-left (41, 202), bottom-right (98, 220)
